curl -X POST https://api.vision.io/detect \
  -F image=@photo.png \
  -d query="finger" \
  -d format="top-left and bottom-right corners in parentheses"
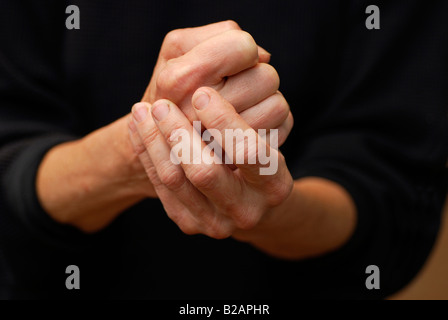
top-left (239, 91), bottom-right (290, 131)
top-left (128, 108), bottom-right (200, 234)
top-left (257, 47), bottom-right (271, 64)
top-left (156, 30), bottom-right (259, 104)
top-left (132, 102), bottom-right (235, 237)
top-left (131, 102), bottom-right (189, 197)
top-left (268, 111), bottom-right (294, 147)
top-left (131, 103), bottom-right (181, 190)
top-left (219, 63), bottom-right (279, 113)
top-left (150, 99), bottom-right (244, 214)
top-left (239, 92), bottom-right (293, 147)
top-left (160, 20), bottom-right (241, 60)
top-left (143, 20), bottom-right (243, 103)
top-left (129, 105), bottom-right (182, 208)
top-left (127, 107), bottom-right (160, 184)
top-left (160, 20), bottom-right (270, 63)
top-left (192, 87), bottom-right (283, 179)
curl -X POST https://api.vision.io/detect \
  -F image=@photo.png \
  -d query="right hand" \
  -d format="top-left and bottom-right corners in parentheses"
top-left (140, 20), bottom-right (292, 142)
top-left (130, 21), bottom-right (293, 195)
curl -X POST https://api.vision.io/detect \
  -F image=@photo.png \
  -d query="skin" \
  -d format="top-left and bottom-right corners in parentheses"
top-left (36, 21), bottom-right (356, 260)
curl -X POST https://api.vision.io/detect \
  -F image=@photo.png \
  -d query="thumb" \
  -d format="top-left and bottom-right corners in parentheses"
top-left (192, 87), bottom-right (280, 178)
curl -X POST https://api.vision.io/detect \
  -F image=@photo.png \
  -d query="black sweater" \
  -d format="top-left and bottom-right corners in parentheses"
top-left (0, 0), bottom-right (447, 299)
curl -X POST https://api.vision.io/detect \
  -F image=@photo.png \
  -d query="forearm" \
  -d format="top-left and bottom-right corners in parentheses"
top-left (233, 177), bottom-right (357, 260)
top-left (36, 115), bottom-right (154, 233)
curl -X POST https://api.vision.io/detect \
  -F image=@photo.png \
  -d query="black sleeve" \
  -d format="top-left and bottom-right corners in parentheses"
top-left (0, 1), bottom-right (84, 246)
top-left (0, 0), bottom-right (447, 299)
top-left (282, 0), bottom-right (448, 298)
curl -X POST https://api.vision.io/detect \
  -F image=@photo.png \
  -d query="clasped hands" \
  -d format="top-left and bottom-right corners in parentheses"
top-left (128, 21), bottom-right (294, 239)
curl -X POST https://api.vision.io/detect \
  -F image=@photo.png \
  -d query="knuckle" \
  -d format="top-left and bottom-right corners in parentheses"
top-left (165, 123), bottom-right (187, 144)
top-left (266, 176), bottom-right (293, 207)
top-left (207, 229), bottom-right (232, 240)
top-left (158, 162), bottom-right (185, 190)
top-left (131, 138), bottom-right (147, 156)
top-left (273, 94), bottom-right (290, 122)
top-left (187, 164), bottom-right (218, 191)
top-left (206, 219), bottom-right (233, 239)
top-left (278, 112), bottom-right (294, 145)
top-left (164, 29), bottom-right (183, 46)
top-left (238, 30), bottom-right (257, 51)
top-left (261, 63), bottom-right (280, 91)
top-left (206, 111), bottom-right (231, 131)
top-left (233, 130), bottom-right (258, 164)
top-left (277, 129), bottom-right (287, 147)
top-left (233, 207), bottom-right (261, 230)
top-left (156, 61), bottom-right (194, 97)
top-left (287, 111), bottom-right (294, 128)
top-left (278, 149), bottom-right (287, 165)
top-left (231, 30), bottom-right (258, 64)
top-left (165, 208), bottom-right (182, 224)
top-left (156, 64), bottom-right (177, 94)
top-left (179, 224), bottom-right (199, 236)
top-left (141, 126), bottom-right (160, 149)
top-left (178, 220), bottom-right (199, 236)
top-left (161, 29), bottom-right (184, 57)
top-left (222, 20), bottom-right (240, 31)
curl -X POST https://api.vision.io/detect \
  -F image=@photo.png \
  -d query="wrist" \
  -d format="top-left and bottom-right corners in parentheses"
top-left (81, 114), bottom-right (155, 198)
top-left (231, 185), bottom-right (297, 245)
top-left (232, 178), bottom-right (357, 260)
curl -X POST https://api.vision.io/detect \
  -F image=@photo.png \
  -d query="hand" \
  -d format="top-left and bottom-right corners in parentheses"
top-left (131, 21), bottom-right (293, 200)
top-left (35, 21), bottom-right (292, 233)
top-left (129, 87), bottom-right (294, 239)
top-left (141, 20), bottom-right (293, 145)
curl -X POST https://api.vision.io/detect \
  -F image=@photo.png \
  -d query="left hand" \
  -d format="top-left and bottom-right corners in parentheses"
top-left (129, 87), bottom-right (293, 239)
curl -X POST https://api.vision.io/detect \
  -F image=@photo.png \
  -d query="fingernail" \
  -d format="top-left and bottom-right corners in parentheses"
top-left (133, 103), bottom-right (149, 123)
top-left (152, 101), bottom-right (170, 121)
top-left (259, 46), bottom-right (271, 56)
top-left (193, 91), bottom-right (210, 110)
